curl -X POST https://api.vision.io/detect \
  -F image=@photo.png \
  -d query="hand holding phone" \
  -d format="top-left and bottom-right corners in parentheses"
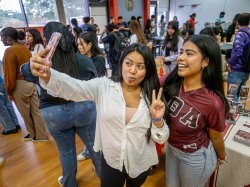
top-left (45, 32), bottom-right (62, 61)
top-left (39, 32), bottom-right (62, 73)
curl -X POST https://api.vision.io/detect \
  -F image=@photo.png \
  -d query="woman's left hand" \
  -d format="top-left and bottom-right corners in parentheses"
top-left (150, 87), bottom-right (165, 121)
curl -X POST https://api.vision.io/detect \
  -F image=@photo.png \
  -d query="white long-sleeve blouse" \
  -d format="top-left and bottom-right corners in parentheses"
top-left (40, 69), bottom-right (169, 178)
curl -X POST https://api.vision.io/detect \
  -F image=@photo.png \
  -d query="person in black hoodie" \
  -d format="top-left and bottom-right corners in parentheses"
top-left (20, 21), bottom-right (101, 187)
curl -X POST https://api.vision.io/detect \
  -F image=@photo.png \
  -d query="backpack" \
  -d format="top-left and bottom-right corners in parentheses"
top-left (112, 32), bottom-right (129, 62)
top-left (241, 30), bottom-right (250, 73)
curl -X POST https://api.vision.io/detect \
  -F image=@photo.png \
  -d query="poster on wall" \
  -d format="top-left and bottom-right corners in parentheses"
top-left (125, 0), bottom-right (134, 11)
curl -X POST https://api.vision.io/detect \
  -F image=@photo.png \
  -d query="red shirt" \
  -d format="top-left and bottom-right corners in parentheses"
top-left (168, 86), bottom-right (226, 153)
top-left (188, 17), bottom-right (196, 31)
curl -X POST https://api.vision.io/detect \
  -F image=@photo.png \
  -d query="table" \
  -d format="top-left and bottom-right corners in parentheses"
top-left (220, 43), bottom-right (233, 51)
top-left (214, 116), bottom-right (250, 187)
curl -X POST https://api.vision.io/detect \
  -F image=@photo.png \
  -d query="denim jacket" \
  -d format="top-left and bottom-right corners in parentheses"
top-left (229, 27), bottom-right (250, 72)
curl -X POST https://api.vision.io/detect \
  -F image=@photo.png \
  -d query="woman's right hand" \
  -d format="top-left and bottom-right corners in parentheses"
top-left (30, 49), bottom-right (52, 84)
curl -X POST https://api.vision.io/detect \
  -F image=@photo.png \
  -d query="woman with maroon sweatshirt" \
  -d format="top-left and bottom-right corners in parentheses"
top-left (163, 34), bottom-right (229, 186)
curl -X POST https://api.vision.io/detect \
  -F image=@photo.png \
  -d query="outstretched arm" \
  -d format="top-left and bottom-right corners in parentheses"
top-left (30, 50), bottom-right (101, 102)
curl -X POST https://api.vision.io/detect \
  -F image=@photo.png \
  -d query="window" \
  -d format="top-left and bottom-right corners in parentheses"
top-left (0, 0), bottom-right (90, 28)
top-left (63, 0), bottom-right (89, 26)
top-left (0, 0), bottom-right (26, 28)
top-left (22, 0), bottom-right (59, 27)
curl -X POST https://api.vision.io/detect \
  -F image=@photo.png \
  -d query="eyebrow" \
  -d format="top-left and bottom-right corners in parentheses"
top-left (180, 49), bottom-right (197, 53)
top-left (125, 57), bottom-right (145, 64)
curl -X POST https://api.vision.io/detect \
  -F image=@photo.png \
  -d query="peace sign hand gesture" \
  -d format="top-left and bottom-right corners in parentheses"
top-left (149, 87), bottom-right (165, 128)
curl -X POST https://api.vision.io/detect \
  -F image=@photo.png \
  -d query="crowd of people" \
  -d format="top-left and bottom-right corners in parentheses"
top-left (0, 11), bottom-right (250, 187)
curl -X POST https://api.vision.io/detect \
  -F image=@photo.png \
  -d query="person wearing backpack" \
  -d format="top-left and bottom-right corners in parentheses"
top-left (227, 13), bottom-right (250, 104)
top-left (99, 24), bottom-right (127, 76)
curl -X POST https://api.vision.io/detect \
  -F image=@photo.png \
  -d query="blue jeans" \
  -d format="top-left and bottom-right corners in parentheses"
top-left (166, 142), bottom-right (217, 187)
top-left (0, 82), bottom-right (19, 130)
top-left (227, 71), bottom-right (249, 103)
top-left (41, 101), bottom-right (101, 187)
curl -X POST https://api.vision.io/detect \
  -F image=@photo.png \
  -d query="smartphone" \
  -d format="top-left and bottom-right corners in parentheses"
top-left (45, 32), bottom-right (62, 61)
top-left (39, 32), bottom-right (62, 73)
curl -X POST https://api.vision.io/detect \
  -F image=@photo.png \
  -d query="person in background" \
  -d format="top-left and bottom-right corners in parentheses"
top-left (109, 16), bottom-right (115, 25)
top-left (129, 20), bottom-right (147, 45)
top-left (0, 27), bottom-right (48, 142)
top-left (127, 15), bottom-right (136, 26)
top-left (225, 14), bottom-right (240, 42)
top-left (180, 23), bottom-right (188, 40)
top-left (187, 13), bottom-right (198, 35)
top-left (199, 27), bottom-right (216, 38)
top-left (227, 13), bottom-right (250, 104)
top-left (145, 15), bottom-right (157, 39)
top-left (180, 30), bottom-right (188, 40)
top-left (67, 24), bottom-right (72, 32)
top-left (0, 60), bottom-right (20, 135)
top-left (78, 31), bottom-right (106, 77)
top-left (163, 34), bottom-right (229, 187)
top-left (71, 18), bottom-right (81, 30)
top-left (99, 24), bottom-right (121, 76)
top-left (137, 16), bottom-right (143, 28)
top-left (81, 16), bottom-right (96, 33)
top-left (25, 28), bottom-right (44, 55)
top-left (17, 29), bottom-right (26, 45)
top-left (76, 31), bottom-right (106, 161)
top-left (72, 27), bottom-right (82, 52)
top-left (90, 17), bottom-right (100, 34)
top-left (21, 21), bottom-right (101, 186)
top-left (159, 15), bottom-right (166, 37)
top-left (150, 15), bottom-right (157, 37)
top-left (161, 21), bottom-right (184, 74)
top-left (30, 43), bottom-right (169, 187)
top-left (117, 16), bottom-right (130, 38)
top-left (172, 16), bottom-right (179, 28)
top-left (215, 11), bottom-right (226, 26)
top-left (212, 26), bottom-right (223, 43)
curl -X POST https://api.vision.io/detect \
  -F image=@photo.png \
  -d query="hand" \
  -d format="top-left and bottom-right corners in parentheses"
top-left (226, 64), bottom-right (231, 72)
top-left (147, 41), bottom-right (153, 50)
top-left (30, 49), bottom-right (52, 84)
top-left (8, 95), bottom-right (13, 101)
top-left (150, 87), bottom-right (165, 123)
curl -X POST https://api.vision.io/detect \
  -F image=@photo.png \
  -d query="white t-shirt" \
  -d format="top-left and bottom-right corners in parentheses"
top-left (31, 43), bottom-right (44, 56)
top-left (40, 70), bottom-right (169, 178)
top-left (130, 34), bottom-right (138, 45)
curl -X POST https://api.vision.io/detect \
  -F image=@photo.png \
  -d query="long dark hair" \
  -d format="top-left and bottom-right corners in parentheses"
top-left (163, 34), bottom-right (229, 112)
top-left (112, 43), bottom-right (168, 140)
top-left (26, 28), bottom-right (44, 50)
top-left (199, 27), bottom-right (215, 38)
top-left (43, 21), bottom-right (79, 79)
top-left (162, 21), bottom-right (179, 52)
top-left (112, 43), bottom-right (168, 118)
top-left (78, 31), bottom-right (103, 57)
